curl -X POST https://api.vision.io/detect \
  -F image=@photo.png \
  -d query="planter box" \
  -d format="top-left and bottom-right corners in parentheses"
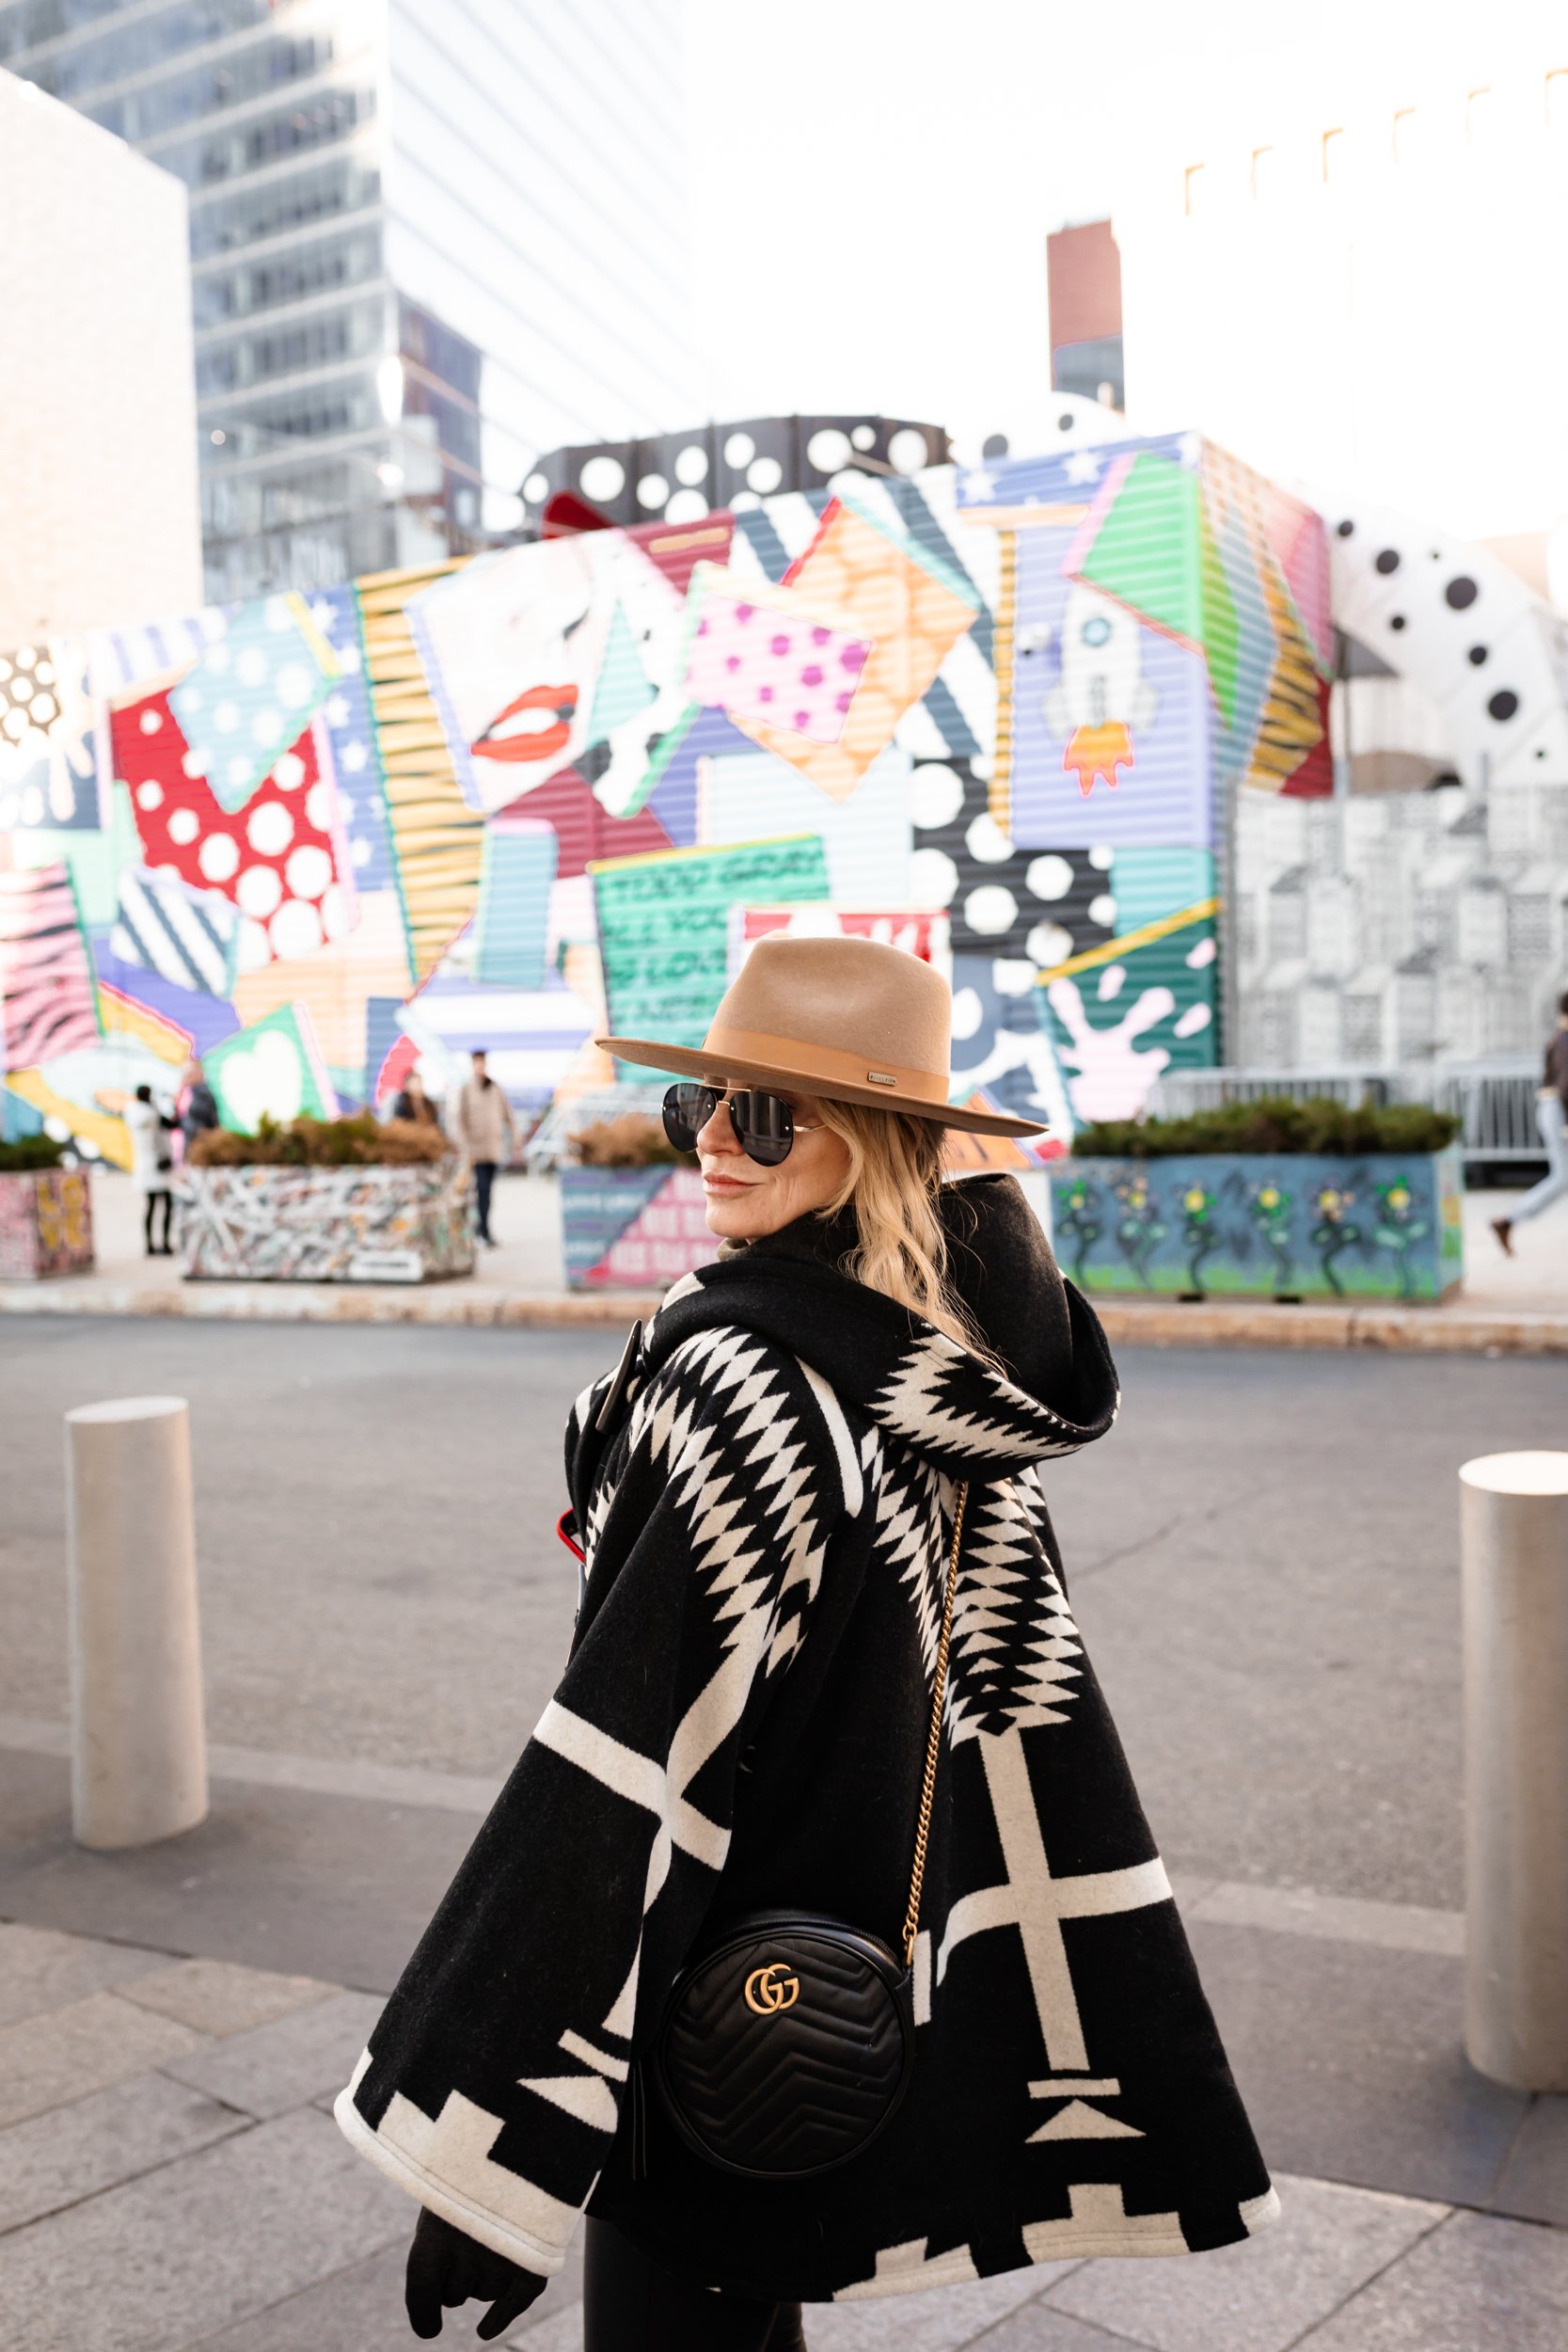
top-left (179, 1162), bottom-right (474, 1283)
top-left (1053, 1146), bottom-right (1465, 1302)
top-left (0, 1168), bottom-right (94, 1279)
top-left (562, 1164), bottom-right (719, 1290)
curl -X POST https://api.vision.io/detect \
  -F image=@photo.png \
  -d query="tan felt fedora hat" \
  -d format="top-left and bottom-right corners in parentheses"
top-left (598, 934), bottom-right (1047, 1138)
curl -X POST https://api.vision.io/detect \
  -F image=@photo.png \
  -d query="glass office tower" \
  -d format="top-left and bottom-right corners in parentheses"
top-left (0, 0), bottom-right (699, 599)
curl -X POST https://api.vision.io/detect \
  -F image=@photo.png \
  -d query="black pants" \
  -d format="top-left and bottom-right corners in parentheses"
top-left (472, 1159), bottom-right (497, 1242)
top-left (143, 1189), bottom-right (173, 1254)
top-left (584, 2218), bottom-right (806, 2352)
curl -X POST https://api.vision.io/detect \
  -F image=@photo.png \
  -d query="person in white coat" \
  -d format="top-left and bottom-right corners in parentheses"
top-left (124, 1084), bottom-right (177, 1255)
top-left (447, 1050), bottom-right (516, 1246)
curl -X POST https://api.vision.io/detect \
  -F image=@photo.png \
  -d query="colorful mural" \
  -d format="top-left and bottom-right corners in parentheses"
top-left (1053, 1148), bottom-right (1465, 1302)
top-left (0, 435), bottom-right (1333, 1162)
top-left (180, 1162), bottom-right (473, 1283)
top-left (0, 1167), bottom-right (93, 1279)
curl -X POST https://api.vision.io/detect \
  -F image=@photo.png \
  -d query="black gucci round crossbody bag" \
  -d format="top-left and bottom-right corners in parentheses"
top-left (648, 1484), bottom-right (968, 2178)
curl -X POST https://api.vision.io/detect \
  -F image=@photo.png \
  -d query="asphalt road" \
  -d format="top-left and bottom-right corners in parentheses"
top-left (3, 1317), bottom-right (1563, 1926)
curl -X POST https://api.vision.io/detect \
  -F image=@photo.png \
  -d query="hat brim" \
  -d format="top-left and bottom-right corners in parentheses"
top-left (595, 1036), bottom-right (1049, 1139)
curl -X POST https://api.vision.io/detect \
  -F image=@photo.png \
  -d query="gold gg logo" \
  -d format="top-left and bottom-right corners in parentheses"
top-left (744, 1962), bottom-right (800, 2015)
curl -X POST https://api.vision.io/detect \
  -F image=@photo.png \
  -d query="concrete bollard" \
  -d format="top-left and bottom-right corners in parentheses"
top-left (1460, 1449), bottom-right (1568, 2091)
top-left (65, 1396), bottom-right (208, 1851)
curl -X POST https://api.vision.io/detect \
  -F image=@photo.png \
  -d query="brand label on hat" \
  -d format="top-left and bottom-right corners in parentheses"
top-left (866, 1071), bottom-right (897, 1086)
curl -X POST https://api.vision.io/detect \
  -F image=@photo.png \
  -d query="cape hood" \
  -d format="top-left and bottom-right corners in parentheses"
top-left (642, 1173), bottom-right (1119, 1483)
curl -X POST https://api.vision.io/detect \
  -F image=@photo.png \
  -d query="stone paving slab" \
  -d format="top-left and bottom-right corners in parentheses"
top-left (0, 2106), bottom-right (408, 2352)
top-left (0, 1918), bottom-right (167, 2026)
top-left (162, 1988), bottom-right (387, 2121)
top-left (1189, 1922), bottom-right (1528, 2210)
top-left (0, 1987), bottom-right (206, 2127)
top-left (805, 2264), bottom-right (1077, 2350)
top-left (1298, 2207), bottom-right (1568, 2350)
top-left (946, 2308), bottom-right (1149, 2351)
top-left (1045, 2172), bottom-right (1448, 2352)
top-left (185, 2242), bottom-right (410, 2350)
top-left (119, 1957), bottom-right (334, 2039)
top-left (1488, 2096), bottom-right (1568, 2231)
top-left (0, 2071), bottom-right (245, 2234)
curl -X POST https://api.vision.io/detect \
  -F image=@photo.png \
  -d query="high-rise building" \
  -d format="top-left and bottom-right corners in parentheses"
top-left (0, 0), bottom-right (700, 602)
top-left (0, 70), bottom-right (200, 641)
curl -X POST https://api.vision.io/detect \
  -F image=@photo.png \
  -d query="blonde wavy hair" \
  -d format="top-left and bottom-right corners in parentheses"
top-left (814, 1098), bottom-right (993, 1363)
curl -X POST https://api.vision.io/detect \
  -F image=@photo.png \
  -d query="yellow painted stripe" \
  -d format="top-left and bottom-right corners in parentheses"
top-left (1034, 898), bottom-right (1220, 984)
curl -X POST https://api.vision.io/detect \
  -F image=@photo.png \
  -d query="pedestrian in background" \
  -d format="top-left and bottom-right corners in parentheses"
top-left (124, 1083), bottom-right (177, 1256)
top-left (176, 1057), bottom-right (219, 1165)
top-left (448, 1049), bottom-right (515, 1247)
top-left (1492, 989), bottom-right (1568, 1255)
top-left (392, 1070), bottom-right (444, 1134)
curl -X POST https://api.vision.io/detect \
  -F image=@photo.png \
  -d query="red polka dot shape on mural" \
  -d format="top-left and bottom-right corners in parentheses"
top-left (111, 688), bottom-right (355, 965)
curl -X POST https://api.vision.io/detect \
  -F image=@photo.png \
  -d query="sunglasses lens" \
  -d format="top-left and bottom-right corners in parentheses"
top-left (662, 1084), bottom-right (714, 1153)
top-left (731, 1091), bottom-right (794, 1166)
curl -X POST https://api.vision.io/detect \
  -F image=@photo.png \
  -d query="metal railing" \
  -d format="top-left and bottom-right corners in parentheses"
top-left (1428, 1059), bottom-right (1544, 1164)
top-left (1151, 1068), bottom-right (1397, 1114)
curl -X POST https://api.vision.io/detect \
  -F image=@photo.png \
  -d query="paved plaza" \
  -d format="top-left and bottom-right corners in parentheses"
top-left (1, 1325), bottom-right (1565, 2347)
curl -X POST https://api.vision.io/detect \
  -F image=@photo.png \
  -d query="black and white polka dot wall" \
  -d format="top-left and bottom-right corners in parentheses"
top-left (520, 418), bottom-right (949, 532)
top-left (1328, 501), bottom-right (1568, 787)
top-left (908, 758), bottom-right (1118, 962)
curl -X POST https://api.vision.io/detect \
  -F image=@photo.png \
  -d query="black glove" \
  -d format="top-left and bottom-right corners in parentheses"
top-left (404, 2208), bottom-right (546, 2341)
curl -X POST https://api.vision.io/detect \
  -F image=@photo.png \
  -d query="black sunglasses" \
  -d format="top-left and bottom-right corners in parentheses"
top-left (662, 1084), bottom-right (824, 1167)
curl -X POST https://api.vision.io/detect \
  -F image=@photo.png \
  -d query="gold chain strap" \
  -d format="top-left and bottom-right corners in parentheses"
top-left (901, 1481), bottom-right (967, 1968)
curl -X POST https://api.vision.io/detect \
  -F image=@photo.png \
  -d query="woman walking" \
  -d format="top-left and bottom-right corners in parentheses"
top-left (337, 938), bottom-right (1276, 2346)
top-left (124, 1083), bottom-right (177, 1256)
top-left (1491, 990), bottom-right (1568, 1256)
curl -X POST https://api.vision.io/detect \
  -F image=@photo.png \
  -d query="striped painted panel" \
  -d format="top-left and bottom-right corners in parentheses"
top-left (353, 560), bottom-right (483, 984)
top-left (472, 821), bottom-right (558, 990)
top-left (110, 866), bottom-right (237, 997)
top-left (0, 862), bottom-right (101, 1073)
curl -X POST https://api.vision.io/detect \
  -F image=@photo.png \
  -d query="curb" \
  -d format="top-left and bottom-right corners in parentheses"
top-left (0, 1279), bottom-right (664, 1327)
top-left (1092, 1300), bottom-right (1568, 1355)
top-left (3, 1277), bottom-right (1565, 1353)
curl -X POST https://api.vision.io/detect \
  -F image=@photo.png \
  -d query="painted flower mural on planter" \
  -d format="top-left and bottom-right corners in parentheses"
top-left (1371, 1176), bottom-right (1430, 1301)
top-left (1180, 1182), bottom-right (1220, 1295)
top-left (1249, 1180), bottom-right (1294, 1295)
top-left (1112, 1171), bottom-right (1165, 1288)
top-left (1053, 1174), bottom-right (1104, 1287)
top-left (1053, 1099), bottom-right (1464, 1304)
top-left (1310, 1184), bottom-right (1362, 1297)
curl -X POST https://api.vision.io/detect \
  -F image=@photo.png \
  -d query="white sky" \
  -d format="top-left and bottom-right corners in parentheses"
top-left (683, 0), bottom-right (1563, 460)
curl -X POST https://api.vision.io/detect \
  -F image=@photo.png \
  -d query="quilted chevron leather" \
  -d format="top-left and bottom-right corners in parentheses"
top-left (652, 1911), bottom-right (915, 2177)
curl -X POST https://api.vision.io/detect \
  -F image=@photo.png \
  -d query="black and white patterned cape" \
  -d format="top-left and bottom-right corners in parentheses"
top-left (336, 1178), bottom-right (1277, 2301)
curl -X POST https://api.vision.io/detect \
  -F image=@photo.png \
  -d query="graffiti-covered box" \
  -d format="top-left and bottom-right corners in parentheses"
top-left (180, 1163), bottom-right (474, 1283)
top-left (562, 1166), bottom-right (720, 1290)
top-left (0, 1168), bottom-right (94, 1279)
top-left (1053, 1148), bottom-right (1465, 1302)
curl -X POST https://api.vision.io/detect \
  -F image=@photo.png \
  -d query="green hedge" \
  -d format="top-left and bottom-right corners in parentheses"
top-left (1072, 1097), bottom-right (1463, 1160)
top-left (0, 1135), bottom-right (66, 1171)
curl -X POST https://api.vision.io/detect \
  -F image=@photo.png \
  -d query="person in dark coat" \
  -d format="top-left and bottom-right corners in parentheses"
top-left (392, 1072), bottom-right (444, 1135)
top-left (336, 939), bottom-right (1277, 2347)
top-left (177, 1057), bottom-right (219, 1158)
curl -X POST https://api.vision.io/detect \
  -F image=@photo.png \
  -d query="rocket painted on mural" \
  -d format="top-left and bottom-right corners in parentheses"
top-left (1043, 584), bottom-right (1158, 796)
